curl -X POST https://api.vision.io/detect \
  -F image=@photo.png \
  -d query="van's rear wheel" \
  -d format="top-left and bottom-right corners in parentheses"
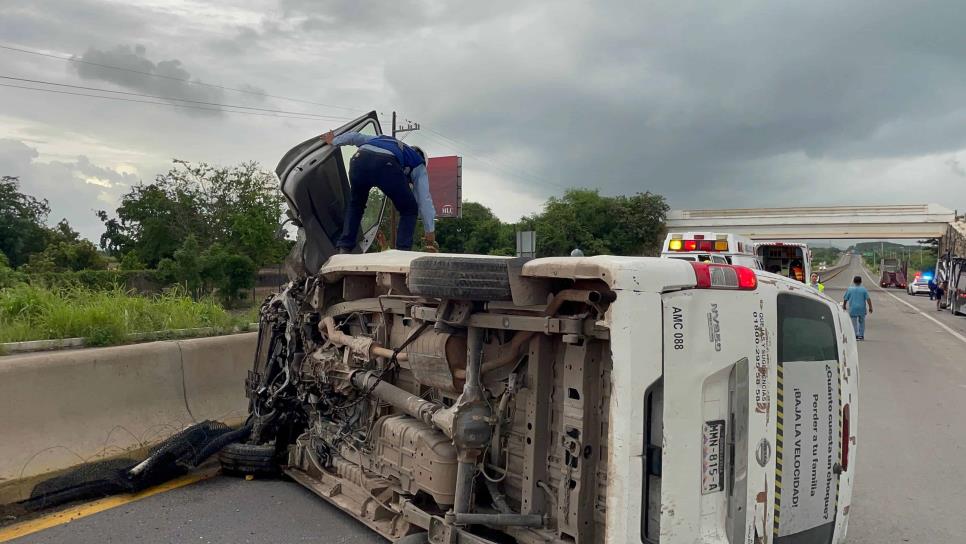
top-left (407, 256), bottom-right (516, 301)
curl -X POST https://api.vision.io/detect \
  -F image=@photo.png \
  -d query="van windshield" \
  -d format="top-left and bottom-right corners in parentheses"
top-left (778, 294), bottom-right (837, 362)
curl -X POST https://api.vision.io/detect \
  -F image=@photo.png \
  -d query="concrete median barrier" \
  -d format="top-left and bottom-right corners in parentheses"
top-left (0, 332), bottom-right (256, 504)
top-left (819, 263), bottom-right (850, 283)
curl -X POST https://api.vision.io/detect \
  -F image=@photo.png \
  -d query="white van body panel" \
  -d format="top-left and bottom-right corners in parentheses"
top-left (655, 276), bottom-right (857, 543)
top-left (660, 286), bottom-right (776, 542)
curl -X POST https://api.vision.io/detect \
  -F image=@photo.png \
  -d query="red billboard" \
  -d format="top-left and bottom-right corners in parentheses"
top-left (427, 155), bottom-right (462, 218)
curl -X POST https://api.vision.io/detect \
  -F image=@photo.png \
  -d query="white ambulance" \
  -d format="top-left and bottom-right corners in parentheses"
top-left (662, 232), bottom-right (763, 269)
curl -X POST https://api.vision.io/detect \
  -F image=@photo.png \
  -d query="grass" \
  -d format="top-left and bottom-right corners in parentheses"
top-left (0, 284), bottom-right (249, 346)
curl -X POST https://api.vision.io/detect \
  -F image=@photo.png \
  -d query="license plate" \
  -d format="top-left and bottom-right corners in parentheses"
top-left (702, 420), bottom-right (726, 494)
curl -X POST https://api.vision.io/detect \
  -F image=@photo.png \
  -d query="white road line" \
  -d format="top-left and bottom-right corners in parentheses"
top-left (860, 265), bottom-right (966, 346)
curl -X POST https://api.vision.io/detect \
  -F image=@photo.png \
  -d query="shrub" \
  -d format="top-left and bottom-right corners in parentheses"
top-left (0, 284), bottom-right (244, 346)
top-left (26, 270), bottom-right (163, 292)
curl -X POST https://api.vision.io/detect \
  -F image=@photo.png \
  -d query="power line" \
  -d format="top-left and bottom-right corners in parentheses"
top-left (0, 43), bottom-right (364, 113)
top-left (0, 75), bottom-right (354, 120)
top-left (2, 44), bottom-right (555, 185)
top-left (424, 127), bottom-right (558, 188)
top-left (418, 130), bottom-right (564, 190)
top-left (0, 82), bottom-right (343, 121)
top-left (420, 129), bottom-right (562, 189)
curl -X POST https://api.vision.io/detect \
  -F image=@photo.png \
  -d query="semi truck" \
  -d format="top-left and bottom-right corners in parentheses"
top-left (879, 258), bottom-right (907, 289)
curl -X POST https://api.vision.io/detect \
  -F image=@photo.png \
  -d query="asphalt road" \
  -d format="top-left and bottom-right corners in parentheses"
top-left (9, 255), bottom-right (966, 543)
top-left (826, 256), bottom-right (966, 543)
top-left (8, 477), bottom-right (383, 544)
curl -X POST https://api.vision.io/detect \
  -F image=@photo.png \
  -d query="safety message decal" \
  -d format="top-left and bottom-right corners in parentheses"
top-left (774, 360), bottom-right (839, 538)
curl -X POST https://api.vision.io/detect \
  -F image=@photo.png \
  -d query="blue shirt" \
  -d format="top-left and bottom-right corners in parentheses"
top-left (332, 132), bottom-right (435, 233)
top-left (843, 285), bottom-right (870, 316)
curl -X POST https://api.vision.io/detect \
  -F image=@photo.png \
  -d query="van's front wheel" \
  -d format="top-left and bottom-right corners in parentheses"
top-left (218, 442), bottom-right (278, 476)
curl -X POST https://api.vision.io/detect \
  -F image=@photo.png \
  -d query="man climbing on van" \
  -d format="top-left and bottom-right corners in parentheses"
top-left (323, 130), bottom-right (437, 252)
top-left (843, 275), bottom-right (872, 340)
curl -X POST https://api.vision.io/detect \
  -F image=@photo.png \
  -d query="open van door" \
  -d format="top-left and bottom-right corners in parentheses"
top-left (276, 111), bottom-right (388, 276)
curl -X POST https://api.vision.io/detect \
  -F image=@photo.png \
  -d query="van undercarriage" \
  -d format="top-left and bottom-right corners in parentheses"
top-left (243, 256), bottom-right (617, 544)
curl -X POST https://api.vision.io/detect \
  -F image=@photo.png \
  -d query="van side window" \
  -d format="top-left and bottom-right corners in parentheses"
top-left (777, 294), bottom-right (838, 362)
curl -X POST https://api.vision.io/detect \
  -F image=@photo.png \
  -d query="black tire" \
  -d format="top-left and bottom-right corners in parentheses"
top-left (219, 442), bottom-right (278, 476)
top-left (396, 533), bottom-right (429, 544)
top-left (407, 256), bottom-right (517, 301)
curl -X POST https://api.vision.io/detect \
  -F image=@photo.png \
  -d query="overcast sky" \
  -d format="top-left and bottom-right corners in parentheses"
top-left (3, 0), bottom-right (966, 241)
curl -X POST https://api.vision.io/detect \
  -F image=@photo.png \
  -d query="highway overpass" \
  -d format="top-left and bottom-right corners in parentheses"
top-left (667, 203), bottom-right (956, 239)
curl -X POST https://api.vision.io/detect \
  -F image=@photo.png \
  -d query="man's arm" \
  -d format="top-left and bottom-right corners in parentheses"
top-left (323, 131), bottom-right (372, 147)
top-left (410, 165), bottom-right (436, 234)
top-left (842, 289), bottom-right (850, 310)
top-left (866, 290), bottom-right (873, 313)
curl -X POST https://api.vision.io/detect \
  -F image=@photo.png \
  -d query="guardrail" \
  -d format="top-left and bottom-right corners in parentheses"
top-left (0, 324), bottom-right (259, 356)
top-left (0, 332), bottom-right (256, 505)
top-left (818, 263), bottom-right (850, 283)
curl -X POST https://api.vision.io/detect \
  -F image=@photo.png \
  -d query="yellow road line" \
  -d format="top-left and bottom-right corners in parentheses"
top-left (0, 470), bottom-right (215, 542)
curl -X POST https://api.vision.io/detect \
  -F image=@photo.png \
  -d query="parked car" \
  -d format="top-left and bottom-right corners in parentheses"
top-left (223, 111), bottom-right (860, 544)
top-left (907, 275), bottom-right (931, 296)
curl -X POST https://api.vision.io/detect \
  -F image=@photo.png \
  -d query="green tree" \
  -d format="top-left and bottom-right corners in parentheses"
top-left (96, 210), bottom-right (132, 256)
top-left (435, 202), bottom-right (515, 255)
top-left (200, 245), bottom-right (256, 306)
top-left (152, 235), bottom-right (207, 297)
top-left (119, 251), bottom-right (146, 271)
top-left (21, 220), bottom-right (107, 272)
top-left (0, 176), bottom-right (51, 267)
top-left (527, 189), bottom-right (668, 257)
top-left (99, 160), bottom-right (287, 268)
top-left (0, 252), bottom-right (26, 288)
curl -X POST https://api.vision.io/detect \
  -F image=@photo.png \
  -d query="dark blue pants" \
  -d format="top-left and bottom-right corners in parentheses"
top-left (337, 150), bottom-right (418, 250)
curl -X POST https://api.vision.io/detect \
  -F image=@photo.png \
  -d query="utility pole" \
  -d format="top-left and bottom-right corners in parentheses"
top-left (388, 111), bottom-right (420, 248)
top-left (392, 111), bottom-right (420, 138)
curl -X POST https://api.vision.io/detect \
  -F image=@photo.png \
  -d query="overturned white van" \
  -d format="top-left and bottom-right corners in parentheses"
top-left (231, 250), bottom-right (859, 544)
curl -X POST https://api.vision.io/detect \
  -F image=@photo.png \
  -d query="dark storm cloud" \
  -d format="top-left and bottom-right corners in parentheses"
top-left (947, 158), bottom-right (966, 178)
top-left (378, 0), bottom-right (966, 206)
top-left (72, 45), bottom-right (227, 112)
top-left (279, 0), bottom-right (519, 33)
top-left (0, 1), bottom-right (148, 50)
top-left (0, 139), bottom-right (139, 240)
top-left (206, 26), bottom-right (262, 56)
top-left (280, 0), bottom-right (430, 31)
top-left (3, 0), bottom-right (966, 236)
